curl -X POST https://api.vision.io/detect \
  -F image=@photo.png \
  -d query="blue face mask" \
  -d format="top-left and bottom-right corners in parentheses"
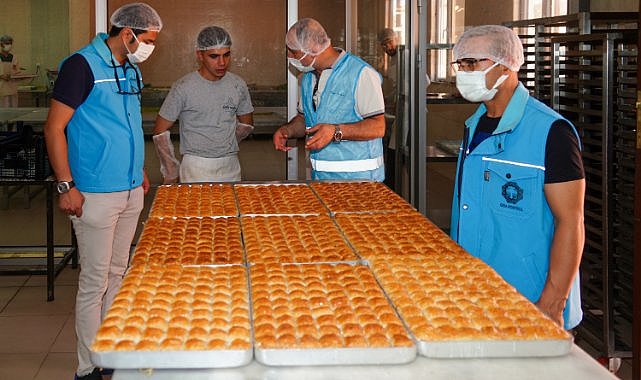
top-left (288, 53), bottom-right (316, 72)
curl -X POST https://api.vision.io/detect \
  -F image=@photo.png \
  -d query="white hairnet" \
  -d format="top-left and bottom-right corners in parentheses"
top-left (286, 18), bottom-right (331, 56)
top-left (378, 28), bottom-right (397, 43)
top-left (110, 2), bottom-right (163, 32)
top-left (453, 25), bottom-right (524, 72)
top-left (197, 26), bottom-right (232, 50)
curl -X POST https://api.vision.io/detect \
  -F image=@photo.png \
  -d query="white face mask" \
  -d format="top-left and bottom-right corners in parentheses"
top-left (288, 53), bottom-right (316, 72)
top-left (2, 44), bottom-right (12, 52)
top-left (455, 61), bottom-right (508, 102)
top-left (126, 33), bottom-right (155, 64)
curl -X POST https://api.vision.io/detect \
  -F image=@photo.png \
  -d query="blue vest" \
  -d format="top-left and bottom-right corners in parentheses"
top-left (301, 52), bottom-right (384, 181)
top-left (450, 83), bottom-right (582, 329)
top-left (64, 33), bottom-right (144, 192)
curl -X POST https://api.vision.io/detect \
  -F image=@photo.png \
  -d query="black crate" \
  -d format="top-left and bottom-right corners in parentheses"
top-left (0, 133), bottom-right (51, 180)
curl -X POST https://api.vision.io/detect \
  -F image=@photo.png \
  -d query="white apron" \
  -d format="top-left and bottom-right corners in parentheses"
top-left (180, 154), bottom-right (241, 183)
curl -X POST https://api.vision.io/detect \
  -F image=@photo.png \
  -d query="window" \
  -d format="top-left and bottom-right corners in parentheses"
top-left (428, 0), bottom-right (464, 81)
top-left (521, 0), bottom-right (568, 19)
top-left (387, 0), bottom-right (406, 44)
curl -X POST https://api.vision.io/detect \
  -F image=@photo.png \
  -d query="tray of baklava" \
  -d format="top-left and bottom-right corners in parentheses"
top-left (241, 214), bottom-right (358, 264)
top-left (334, 211), bottom-right (451, 260)
top-left (234, 183), bottom-right (328, 215)
top-left (370, 254), bottom-right (572, 358)
top-left (250, 262), bottom-right (416, 366)
top-left (150, 183), bottom-right (238, 217)
top-left (131, 216), bottom-right (244, 266)
top-left (91, 265), bottom-right (252, 369)
top-left (310, 181), bottom-right (415, 214)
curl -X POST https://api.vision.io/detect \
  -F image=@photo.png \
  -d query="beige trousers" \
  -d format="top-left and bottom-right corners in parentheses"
top-left (71, 187), bottom-right (144, 376)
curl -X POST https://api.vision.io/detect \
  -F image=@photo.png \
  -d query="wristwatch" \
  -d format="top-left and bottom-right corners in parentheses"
top-left (333, 124), bottom-right (343, 143)
top-left (56, 180), bottom-right (76, 194)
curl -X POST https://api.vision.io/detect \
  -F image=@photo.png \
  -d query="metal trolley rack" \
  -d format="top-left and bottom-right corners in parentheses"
top-left (504, 13), bottom-right (638, 371)
top-left (504, 12), bottom-right (638, 106)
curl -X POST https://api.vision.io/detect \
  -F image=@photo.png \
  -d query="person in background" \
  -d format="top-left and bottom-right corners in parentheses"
top-left (273, 18), bottom-right (386, 181)
top-left (43, 3), bottom-right (162, 379)
top-left (378, 28), bottom-right (399, 188)
top-left (377, 27), bottom-right (399, 115)
top-left (0, 35), bottom-right (20, 107)
top-left (449, 25), bottom-right (585, 330)
top-left (153, 26), bottom-right (254, 184)
top-left (377, 28), bottom-right (431, 188)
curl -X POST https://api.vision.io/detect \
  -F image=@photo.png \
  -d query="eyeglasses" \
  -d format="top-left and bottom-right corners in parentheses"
top-left (450, 58), bottom-right (491, 72)
top-left (110, 59), bottom-right (141, 96)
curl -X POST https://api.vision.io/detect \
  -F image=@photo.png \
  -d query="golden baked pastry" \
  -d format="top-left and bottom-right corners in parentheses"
top-left (131, 217), bottom-right (243, 266)
top-left (250, 263), bottom-right (413, 350)
top-left (91, 265), bottom-right (251, 352)
top-left (242, 215), bottom-right (358, 263)
top-left (150, 184), bottom-right (237, 217)
top-left (235, 184), bottom-right (327, 215)
top-left (310, 181), bottom-right (414, 213)
top-left (369, 254), bottom-right (570, 342)
top-left (335, 212), bottom-right (460, 260)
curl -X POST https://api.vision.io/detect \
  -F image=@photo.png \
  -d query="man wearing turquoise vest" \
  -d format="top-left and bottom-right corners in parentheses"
top-left (449, 25), bottom-right (585, 330)
top-left (273, 18), bottom-right (386, 181)
top-left (44, 3), bottom-right (162, 379)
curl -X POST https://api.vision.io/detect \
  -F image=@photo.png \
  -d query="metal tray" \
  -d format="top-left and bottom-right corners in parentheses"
top-left (255, 345), bottom-right (416, 366)
top-left (91, 348), bottom-right (252, 369)
top-left (416, 337), bottom-right (573, 358)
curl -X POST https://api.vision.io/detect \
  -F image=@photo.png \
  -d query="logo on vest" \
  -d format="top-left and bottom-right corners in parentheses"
top-left (501, 181), bottom-right (523, 205)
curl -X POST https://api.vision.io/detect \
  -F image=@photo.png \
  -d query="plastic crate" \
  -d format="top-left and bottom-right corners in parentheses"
top-left (0, 133), bottom-right (51, 180)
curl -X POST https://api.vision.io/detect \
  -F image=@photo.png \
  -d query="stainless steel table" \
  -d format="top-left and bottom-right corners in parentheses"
top-left (8, 107), bottom-right (49, 125)
top-left (0, 177), bottom-right (77, 300)
top-left (113, 344), bottom-right (616, 380)
top-left (0, 107), bottom-right (41, 128)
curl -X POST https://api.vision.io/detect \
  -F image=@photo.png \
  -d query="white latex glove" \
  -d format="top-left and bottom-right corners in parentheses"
top-left (152, 131), bottom-right (180, 182)
top-left (236, 122), bottom-right (254, 142)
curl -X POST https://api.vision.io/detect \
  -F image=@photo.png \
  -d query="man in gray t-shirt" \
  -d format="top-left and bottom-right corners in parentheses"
top-left (153, 26), bottom-right (254, 183)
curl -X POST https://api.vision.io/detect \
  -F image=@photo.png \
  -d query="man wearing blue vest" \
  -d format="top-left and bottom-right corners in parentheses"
top-left (273, 18), bottom-right (386, 181)
top-left (449, 25), bottom-right (585, 330)
top-left (43, 3), bottom-right (162, 379)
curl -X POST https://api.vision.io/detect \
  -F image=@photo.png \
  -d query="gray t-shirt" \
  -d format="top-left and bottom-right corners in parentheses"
top-left (159, 71), bottom-right (254, 158)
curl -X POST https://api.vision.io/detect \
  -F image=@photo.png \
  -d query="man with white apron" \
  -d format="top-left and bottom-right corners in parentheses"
top-left (153, 26), bottom-right (254, 183)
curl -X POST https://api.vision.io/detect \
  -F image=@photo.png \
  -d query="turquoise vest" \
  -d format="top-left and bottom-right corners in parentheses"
top-left (301, 52), bottom-right (384, 181)
top-left (64, 33), bottom-right (144, 192)
top-left (450, 83), bottom-right (582, 329)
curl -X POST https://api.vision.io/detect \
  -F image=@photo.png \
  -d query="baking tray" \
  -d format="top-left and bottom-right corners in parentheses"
top-left (255, 345), bottom-right (416, 366)
top-left (309, 181), bottom-right (416, 214)
top-left (416, 338), bottom-right (573, 358)
top-left (241, 214), bottom-right (358, 264)
top-left (234, 182), bottom-right (328, 215)
top-left (250, 262), bottom-right (417, 366)
top-left (91, 348), bottom-right (252, 369)
top-left (131, 216), bottom-right (244, 266)
top-left (367, 254), bottom-right (573, 359)
top-left (150, 183), bottom-right (238, 218)
top-left (91, 265), bottom-right (253, 369)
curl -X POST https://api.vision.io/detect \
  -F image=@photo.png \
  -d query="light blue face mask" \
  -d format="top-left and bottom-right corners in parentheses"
top-left (288, 52), bottom-right (316, 72)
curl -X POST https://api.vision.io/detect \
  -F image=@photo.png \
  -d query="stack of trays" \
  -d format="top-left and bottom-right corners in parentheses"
top-left (91, 181), bottom-right (572, 370)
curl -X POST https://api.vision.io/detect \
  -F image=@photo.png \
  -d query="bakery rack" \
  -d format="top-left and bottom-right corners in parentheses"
top-left (548, 30), bottom-right (637, 367)
top-left (504, 12), bottom-right (638, 106)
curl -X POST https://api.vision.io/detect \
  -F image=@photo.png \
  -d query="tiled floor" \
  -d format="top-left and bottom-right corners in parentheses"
top-left (0, 136), bottom-right (635, 379)
top-left (0, 269), bottom-right (80, 380)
